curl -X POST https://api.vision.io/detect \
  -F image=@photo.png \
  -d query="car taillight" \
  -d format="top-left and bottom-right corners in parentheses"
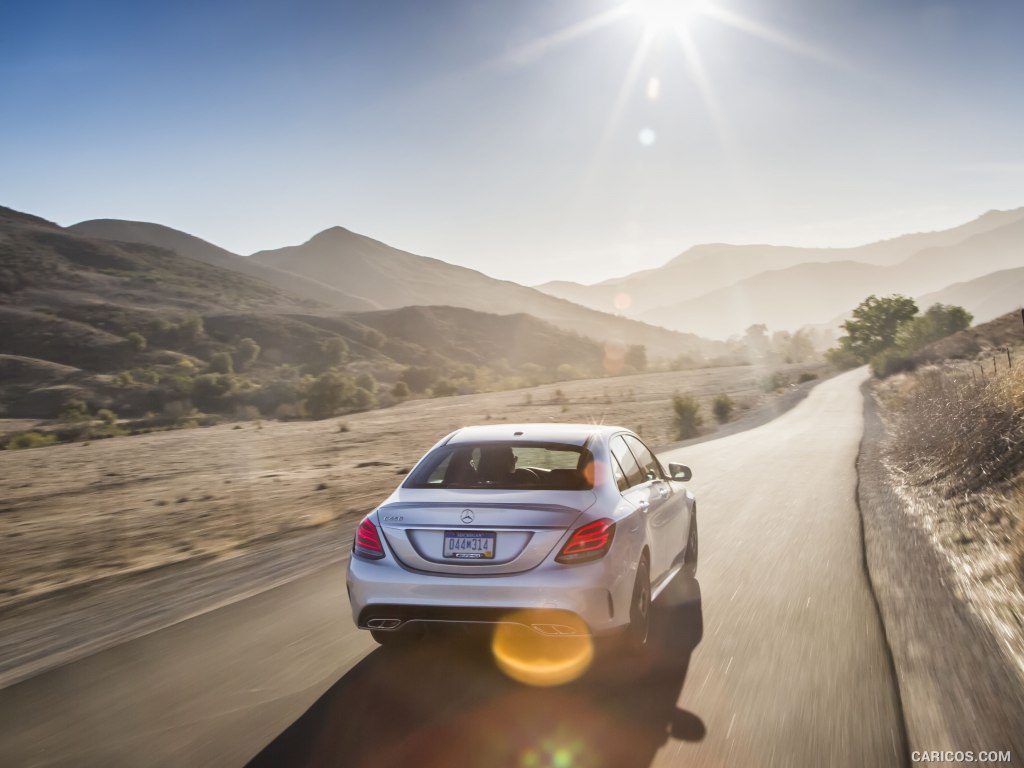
top-left (353, 518), bottom-right (385, 560)
top-left (556, 519), bottom-right (615, 564)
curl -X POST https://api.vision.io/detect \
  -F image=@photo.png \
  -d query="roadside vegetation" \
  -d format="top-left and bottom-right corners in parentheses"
top-left (873, 309), bottom-right (1024, 673)
top-left (826, 294), bottom-right (973, 377)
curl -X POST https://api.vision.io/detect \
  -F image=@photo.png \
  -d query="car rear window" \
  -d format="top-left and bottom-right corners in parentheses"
top-left (403, 442), bottom-right (594, 490)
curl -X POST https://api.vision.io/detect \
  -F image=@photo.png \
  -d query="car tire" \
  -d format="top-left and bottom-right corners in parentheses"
top-left (626, 556), bottom-right (652, 654)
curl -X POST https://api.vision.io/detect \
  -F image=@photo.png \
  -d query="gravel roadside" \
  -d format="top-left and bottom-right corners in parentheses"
top-left (858, 379), bottom-right (1024, 762)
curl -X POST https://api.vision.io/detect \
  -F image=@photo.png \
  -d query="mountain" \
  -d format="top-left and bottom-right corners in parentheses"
top-left (536, 208), bottom-right (1024, 318)
top-left (916, 267), bottom-right (1024, 325)
top-left (247, 226), bottom-right (717, 359)
top-left (637, 213), bottom-right (1024, 338)
top-left (0, 206), bottom-right (636, 419)
top-left (69, 219), bottom-right (378, 312)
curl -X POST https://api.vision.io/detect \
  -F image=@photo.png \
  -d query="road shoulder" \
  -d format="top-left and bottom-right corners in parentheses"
top-left (858, 379), bottom-right (1024, 760)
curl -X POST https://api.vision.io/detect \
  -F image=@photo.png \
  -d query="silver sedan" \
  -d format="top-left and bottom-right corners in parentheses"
top-left (346, 423), bottom-right (698, 655)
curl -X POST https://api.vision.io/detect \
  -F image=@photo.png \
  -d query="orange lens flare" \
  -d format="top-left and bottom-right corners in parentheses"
top-left (491, 611), bottom-right (594, 687)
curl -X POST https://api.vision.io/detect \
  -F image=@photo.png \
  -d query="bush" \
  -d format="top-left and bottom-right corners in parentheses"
top-left (306, 371), bottom-right (354, 418)
top-left (760, 372), bottom-right (788, 393)
top-left (350, 386), bottom-right (377, 411)
top-left (712, 394), bottom-right (734, 424)
top-left (355, 372), bottom-right (378, 394)
top-left (321, 336), bottom-right (349, 368)
top-left (237, 338), bottom-right (261, 368)
top-left (672, 393), bottom-right (703, 439)
top-left (391, 381), bottom-right (410, 399)
top-left (401, 366), bottom-right (435, 393)
top-left (96, 408), bottom-right (117, 425)
top-left (209, 352), bottom-right (234, 374)
top-left (798, 372), bottom-right (818, 383)
top-left (825, 346), bottom-right (862, 370)
top-left (870, 349), bottom-right (917, 378)
top-left (6, 431), bottom-right (57, 450)
top-left (60, 399), bottom-right (89, 423)
top-left (126, 331), bottom-right (147, 352)
top-left (433, 378), bottom-right (458, 397)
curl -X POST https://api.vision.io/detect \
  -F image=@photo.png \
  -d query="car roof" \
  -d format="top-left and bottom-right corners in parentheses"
top-left (444, 423), bottom-right (628, 447)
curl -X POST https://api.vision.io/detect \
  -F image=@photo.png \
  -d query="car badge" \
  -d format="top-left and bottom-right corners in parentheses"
top-left (461, 509), bottom-right (475, 524)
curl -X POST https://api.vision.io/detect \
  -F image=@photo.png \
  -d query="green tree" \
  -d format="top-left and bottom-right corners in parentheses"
top-left (672, 393), bottom-right (703, 439)
top-left (712, 394), bottom-right (734, 424)
top-left (96, 408), bottom-right (117, 425)
top-left (350, 386), bottom-right (377, 411)
top-left (835, 294), bottom-right (918, 363)
top-left (237, 338), bottom-right (261, 368)
top-left (306, 371), bottom-right (354, 418)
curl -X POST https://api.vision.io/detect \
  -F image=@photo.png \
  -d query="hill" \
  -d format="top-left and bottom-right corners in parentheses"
top-left (536, 208), bottom-right (1024, 317)
top-left (0, 206), bottom-right (628, 422)
top-left (247, 226), bottom-right (717, 359)
top-left (637, 215), bottom-right (1024, 338)
top-left (69, 219), bottom-right (378, 312)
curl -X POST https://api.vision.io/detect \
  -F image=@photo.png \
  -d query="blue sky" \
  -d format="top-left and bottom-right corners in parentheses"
top-left (2, 0), bottom-right (1023, 284)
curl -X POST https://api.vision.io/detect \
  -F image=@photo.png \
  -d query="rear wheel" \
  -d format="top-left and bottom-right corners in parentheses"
top-left (626, 557), bottom-right (652, 654)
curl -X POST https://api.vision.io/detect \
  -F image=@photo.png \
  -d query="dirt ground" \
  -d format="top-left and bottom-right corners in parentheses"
top-left (0, 361), bottom-right (825, 609)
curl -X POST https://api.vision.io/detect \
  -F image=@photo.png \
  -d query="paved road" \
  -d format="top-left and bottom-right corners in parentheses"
top-left (0, 367), bottom-right (907, 767)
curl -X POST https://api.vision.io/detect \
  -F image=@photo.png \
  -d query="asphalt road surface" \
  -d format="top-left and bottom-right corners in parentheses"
top-left (0, 367), bottom-right (908, 767)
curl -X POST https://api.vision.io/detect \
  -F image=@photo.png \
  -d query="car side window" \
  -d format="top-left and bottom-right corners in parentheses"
top-left (610, 436), bottom-right (644, 488)
top-left (609, 453), bottom-right (629, 492)
top-left (624, 435), bottom-right (662, 481)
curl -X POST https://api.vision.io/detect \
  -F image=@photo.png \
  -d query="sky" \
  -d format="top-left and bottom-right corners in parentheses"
top-left (2, 0), bottom-right (1023, 285)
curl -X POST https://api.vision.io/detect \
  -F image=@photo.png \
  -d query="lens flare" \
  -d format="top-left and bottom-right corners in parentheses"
top-left (491, 611), bottom-right (594, 687)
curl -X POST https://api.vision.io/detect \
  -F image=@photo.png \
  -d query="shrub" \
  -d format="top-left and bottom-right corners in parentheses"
top-left (825, 346), bottom-right (863, 370)
top-left (760, 372), bottom-right (788, 393)
top-left (433, 378), bottom-right (458, 397)
top-left (391, 381), bottom-right (410, 399)
top-left (871, 349), bottom-right (917, 379)
top-left (209, 352), bottom-right (234, 374)
top-left (625, 345), bottom-right (648, 372)
top-left (306, 371), bottom-right (354, 418)
top-left (6, 431), bottom-right (57, 450)
top-left (672, 393), bottom-right (703, 439)
top-left (60, 399), bottom-right (89, 423)
top-left (712, 393), bottom-right (734, 424)
top-left (350, 386), bottom-right (377, 411)
top-left (355, 372), bottom-right (378, 393)
top-left (401, 366), bottom-right (435, 393)
top-left (321, 336), bottom-right (349, 368)
top-left (237, 338), bottom-right (261, 368)
top-left (798, 372), bottom-right (818, 383)
top-left (96, 408), bottom-right (117, 425)
top-left (126, 331), bottom-right (147, 352)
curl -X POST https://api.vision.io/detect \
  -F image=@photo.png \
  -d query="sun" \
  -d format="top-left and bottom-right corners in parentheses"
top-left (628, 0), bottom-right (706, 35)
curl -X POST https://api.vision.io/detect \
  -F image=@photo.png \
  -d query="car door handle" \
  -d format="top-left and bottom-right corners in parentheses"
top-left (637, 499), bottom-right (649, 511)
top-left (657, 484), bottom-right (669, 498)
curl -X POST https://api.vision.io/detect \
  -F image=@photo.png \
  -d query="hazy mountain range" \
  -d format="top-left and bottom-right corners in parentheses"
top-left (537, 208), bottom-right (1024, 338)
top-left (70, 220), bottom-right (717, 359)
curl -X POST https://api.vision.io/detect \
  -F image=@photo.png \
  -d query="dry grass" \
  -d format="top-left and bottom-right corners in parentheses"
top-left (877, 352), bottom-right (1024, 676)
top-left (0, 361), bottom-right (824, 609)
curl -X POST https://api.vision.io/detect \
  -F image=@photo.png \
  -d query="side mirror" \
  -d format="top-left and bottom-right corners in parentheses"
top-left (668, 463), bottom-right (692, 482)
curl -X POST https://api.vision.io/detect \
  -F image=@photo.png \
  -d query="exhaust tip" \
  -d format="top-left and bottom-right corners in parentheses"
top-left (366, 618), bottom-right (401, 630)
top-left (530, 623), bottom-right (581, 636)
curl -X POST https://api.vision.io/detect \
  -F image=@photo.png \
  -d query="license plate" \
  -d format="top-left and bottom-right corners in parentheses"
top-left (443, 531), bottom-right (496, 559)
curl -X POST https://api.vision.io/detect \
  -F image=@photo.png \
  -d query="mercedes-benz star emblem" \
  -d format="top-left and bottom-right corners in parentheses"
top-left (460, 509), bottom-right (475, 524)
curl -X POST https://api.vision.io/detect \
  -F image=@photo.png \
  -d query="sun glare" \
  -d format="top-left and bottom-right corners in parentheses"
top-left (629, 0), bottom-right (706, 34)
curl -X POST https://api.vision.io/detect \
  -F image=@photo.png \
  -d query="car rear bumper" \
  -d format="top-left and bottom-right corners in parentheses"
top-left (346, 552), bottom-right (633, 637)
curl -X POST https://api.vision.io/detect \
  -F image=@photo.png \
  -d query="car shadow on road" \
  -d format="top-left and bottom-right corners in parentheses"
top-left (248, 580), bottom-right (704, 768)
